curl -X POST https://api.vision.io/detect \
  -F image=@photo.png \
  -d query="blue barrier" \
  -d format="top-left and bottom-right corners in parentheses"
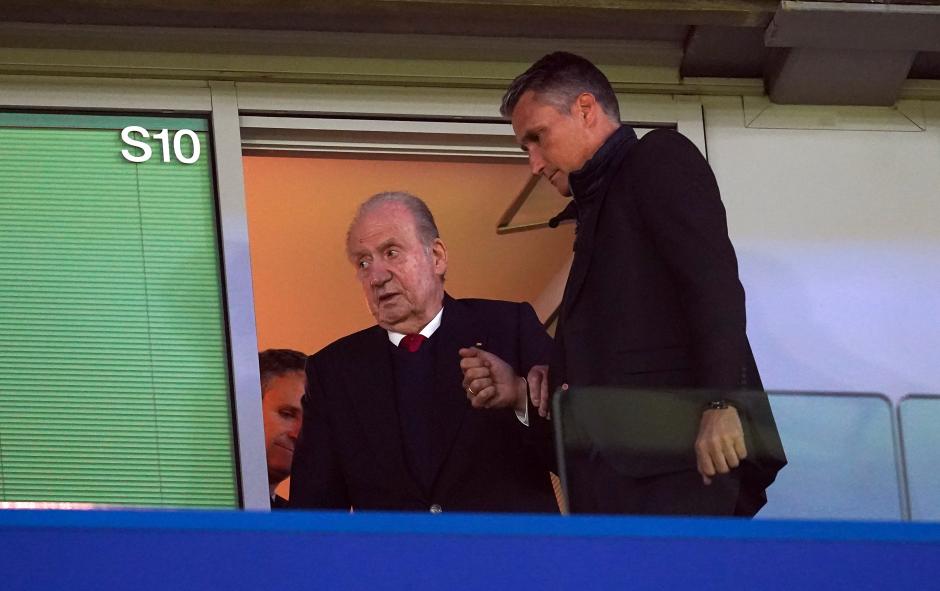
top-left (1, 509), bottom-right (939, 590)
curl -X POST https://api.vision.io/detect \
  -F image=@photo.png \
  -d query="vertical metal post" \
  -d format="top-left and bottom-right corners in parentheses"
top-left (209, 81), bottom-right (269, 510)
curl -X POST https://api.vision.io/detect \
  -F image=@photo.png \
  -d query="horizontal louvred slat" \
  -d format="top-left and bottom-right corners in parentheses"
top-left (0, 114), bottom-right (237, 507)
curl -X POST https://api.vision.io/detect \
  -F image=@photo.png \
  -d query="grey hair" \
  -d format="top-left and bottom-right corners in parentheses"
top-left (500, 51), bottom-right (621, 122)
top-left (346, 191), bottom-right (441, 256)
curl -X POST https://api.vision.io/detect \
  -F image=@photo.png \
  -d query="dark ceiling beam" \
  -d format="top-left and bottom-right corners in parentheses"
top-left (0, 0), bottom-right (778, 34)
top-left (0, 22), bottom-right (682, 66)
top-left (766, 0), bottom-right (940, 51)
top-left (2, 0), bottom-right (939, 103)
top-left (765, 0), bottom-right (940, 105)
top-left (765, 47), bottom-right (917, 105)
top-left (681, 25), bottom-right (767, 78)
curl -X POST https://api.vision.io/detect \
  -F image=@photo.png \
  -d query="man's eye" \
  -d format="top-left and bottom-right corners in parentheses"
top-left (387, 249), bottom-right (398, 258)
top-left (279, 410), bottom-right (297, 420)
top-left (358, 259), bottom-right (370, 269)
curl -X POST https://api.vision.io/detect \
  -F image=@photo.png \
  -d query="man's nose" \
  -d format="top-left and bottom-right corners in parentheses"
top-left (287, 420), bottom-right (301, 440)
top-left (368, 261), bottom-right (391, 286)
top-left (527, 148), bottom-right (546, 176)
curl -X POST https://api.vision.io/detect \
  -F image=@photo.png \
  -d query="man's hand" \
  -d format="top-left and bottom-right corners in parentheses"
top-left (526, 364), bottom-right (550, 418)
top-left (694, 406), bottom-right (747, 485)
top-left (458, 347), bottom-right (526, 412)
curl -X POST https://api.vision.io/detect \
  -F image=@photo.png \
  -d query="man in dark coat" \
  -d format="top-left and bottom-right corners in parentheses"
top-left (289, 191), bottom-right (557, 513)
top-left (500, 52), bottom-right (785, 516)
top-left (258, 348), bottom-right (307, 509)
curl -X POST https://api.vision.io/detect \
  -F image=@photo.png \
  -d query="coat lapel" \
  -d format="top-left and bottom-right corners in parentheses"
top-left (428, 296), bottom-right (480, 487)
top-left (345, 326), bottom-right (425, 499)
top-left (561, 133), bottom-right (637, 318)
top-left (560, 197), bottom-right (603, 319)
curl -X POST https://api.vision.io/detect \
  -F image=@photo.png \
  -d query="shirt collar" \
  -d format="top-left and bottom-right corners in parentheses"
top-left (387, 305), bottom-right (444, 346)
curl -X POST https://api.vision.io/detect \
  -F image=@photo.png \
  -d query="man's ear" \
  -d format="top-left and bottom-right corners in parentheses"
top-left (574, 92), bottom-right (599, 123)
top-left (430, 238), bottom-right (448, 275)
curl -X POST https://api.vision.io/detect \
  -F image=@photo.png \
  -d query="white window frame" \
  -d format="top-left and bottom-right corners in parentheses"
top-left (0, 76), bottom-right (269, 510)
top-left (0, 74), bottom-right (709, 511)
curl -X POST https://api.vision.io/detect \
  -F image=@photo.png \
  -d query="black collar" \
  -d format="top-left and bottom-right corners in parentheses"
top-left (569, 125), bottom-right (638, 206)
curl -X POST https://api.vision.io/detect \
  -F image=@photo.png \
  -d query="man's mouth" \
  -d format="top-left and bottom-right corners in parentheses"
top-left (378, 292), bottom-right (400, 304)
top-left (275, 443), bottom-right (294, 454)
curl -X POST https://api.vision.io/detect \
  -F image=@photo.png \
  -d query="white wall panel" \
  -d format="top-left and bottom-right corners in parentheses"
top-left (703, 97), bottom-right (940, 400)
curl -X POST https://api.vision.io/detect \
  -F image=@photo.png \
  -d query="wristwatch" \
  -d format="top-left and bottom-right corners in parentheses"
top-left (706, 400), bottom-right (729, 410)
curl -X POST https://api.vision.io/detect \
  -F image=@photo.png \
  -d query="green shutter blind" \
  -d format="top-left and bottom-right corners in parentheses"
top-left (0, 112), bottom-right (237, 507)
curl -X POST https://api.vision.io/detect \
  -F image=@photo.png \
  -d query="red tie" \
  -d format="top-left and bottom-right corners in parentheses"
top-left (399, 333), bottom-right (426, 353)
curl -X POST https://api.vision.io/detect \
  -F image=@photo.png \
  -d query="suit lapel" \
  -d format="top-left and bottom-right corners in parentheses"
top-left (346, 326), bottom-right (425, 499)
top-left (428, 296), bottom-right (479, 487)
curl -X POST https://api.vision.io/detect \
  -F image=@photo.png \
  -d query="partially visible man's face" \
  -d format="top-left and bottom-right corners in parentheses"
top-left (347, 202), bottom-right (447, 334)
top-left (262, 371), bottom-right (305, 486)
top-left (511, 90), bottom-right (594, 197)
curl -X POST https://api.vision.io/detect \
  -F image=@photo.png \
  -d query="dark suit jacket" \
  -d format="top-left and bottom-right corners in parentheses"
top-left (290, 296), bottom-right (558, 513)
top-left (554, 127), bottom-right (785, 515)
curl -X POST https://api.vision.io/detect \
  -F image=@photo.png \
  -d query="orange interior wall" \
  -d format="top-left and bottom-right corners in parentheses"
top-left (243, 155), bottom-right (575, 357)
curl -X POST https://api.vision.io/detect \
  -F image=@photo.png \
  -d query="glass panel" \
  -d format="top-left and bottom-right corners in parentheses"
top-left (900, 395), bottom-right (940, 522)
top-left (554, 388), bottom-right (902, 520)
top-left (759, 392), bottom-right (901, 520)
